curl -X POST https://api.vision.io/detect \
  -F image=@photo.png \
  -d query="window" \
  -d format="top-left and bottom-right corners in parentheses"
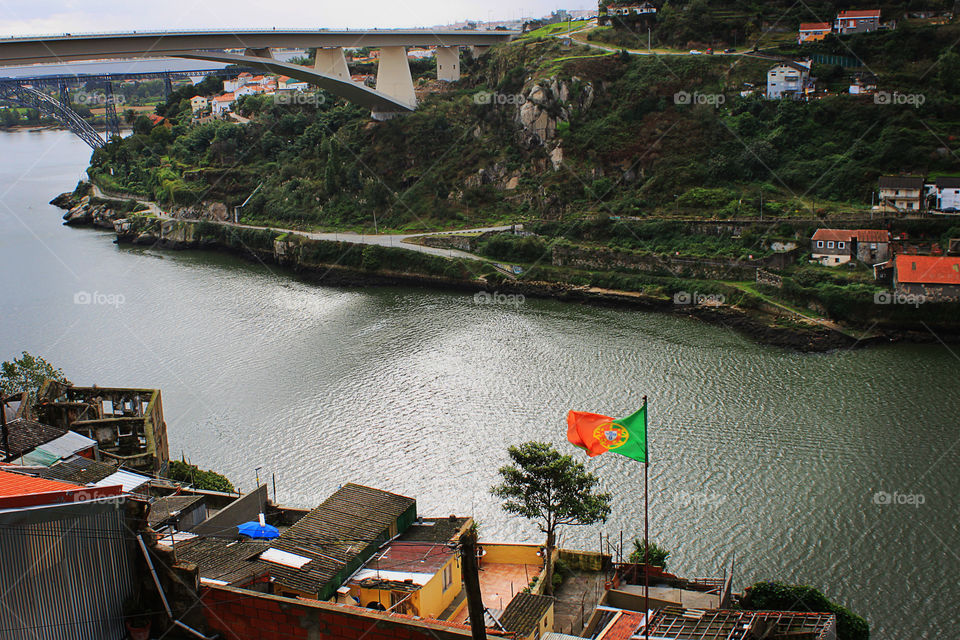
top-left (817, 240), bottom-right (824, 248)
top-left (827, 241), bottom-right (835, 248)
top-left (838, 241), bottom-right (845, 249)
top-left (442, 564), bottom-right (453, 591)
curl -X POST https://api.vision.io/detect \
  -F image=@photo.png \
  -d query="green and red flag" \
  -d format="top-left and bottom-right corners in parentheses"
top-left (567, 403), bottom-right (647, 462)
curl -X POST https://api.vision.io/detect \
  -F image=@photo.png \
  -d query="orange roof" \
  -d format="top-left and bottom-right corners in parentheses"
top-left (838, 9), bottom-right (880, 19)
top-left (812, 229), bottom-right (855, 243)
top-left (895, 255), bottom-right (960, 285)
top-left (800, 22), bottom-right (831, 30)
top-left (855, 229), bottom-right (890, 243)
top-left (597, 611), bottom-right (646, 640)
top-left (0, 470), bottom-right (79, 497)
top-left (214, 93), bottom-right (234, 102)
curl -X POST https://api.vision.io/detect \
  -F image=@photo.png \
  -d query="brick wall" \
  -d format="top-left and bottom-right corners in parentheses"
top-left (200, 584), bottom-right (478, 640)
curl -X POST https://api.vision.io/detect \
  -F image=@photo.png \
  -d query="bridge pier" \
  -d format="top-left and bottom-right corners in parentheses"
top-left (103, 80), bottom-right (120, 140)
top-left (435, 46), bottom-right (460, 82)
top-left (243, 47), bottom-right (273, 59)
top-left (372, 46), bottom-right (416, 119)
top-left (314, 47), bottom-right (350, 81)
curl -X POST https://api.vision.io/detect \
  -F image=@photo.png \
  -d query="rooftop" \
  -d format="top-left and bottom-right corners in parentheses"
top-left (264, 483), bottom-right (416, 596)
top-left (497, 592), bottom-right (554, 637)
top-left (895, 254), bottom-right (960, 285)
top-left (799, 22), bottom-right (831, 30)
top-left (398, 516), bottom-right (471, 543)
top-left (644, 607), bottom-right (836, 640)
top-left (838, 9), bottom-right (881, 19)
top-left (149, 494), bottom-right (204, 528)
top-left (32, 455), bottom-right (119, 485)
top-left (0, 417), bottom-right (66, 460)
top-left (879, 175), bottom-right (924, 189)
top-left (0, 468), bottom-right (120, 507)
top-left (177, 537), bottom-right (271, 586)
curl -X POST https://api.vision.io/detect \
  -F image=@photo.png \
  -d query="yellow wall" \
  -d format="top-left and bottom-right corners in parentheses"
top-left (479, 543), bottom-right (543, 565)
top-left (520, 601), bottom-right (555, 640)
top-left (418, 554), bottom-right (463, 619)
top-left (347, 554), bottom-right (463, 620)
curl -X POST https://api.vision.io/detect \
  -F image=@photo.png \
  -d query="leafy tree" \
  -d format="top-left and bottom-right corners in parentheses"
top-left (166, 460), bottom-right (236, 493)
top-left (629, 539), bottom-right (669, 569)
top-left (491, 441), bottom-right (612, 595)
top-left (742, 581), bottom-right (869, 640)
top-left (0, 352), bottom-right (69, 404)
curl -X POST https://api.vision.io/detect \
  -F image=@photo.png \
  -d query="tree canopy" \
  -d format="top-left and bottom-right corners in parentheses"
top-left (0, 352), bottom-right (68, 404)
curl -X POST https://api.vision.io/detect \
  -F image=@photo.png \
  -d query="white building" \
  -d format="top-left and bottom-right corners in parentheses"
top-left (211, 93), bottom-right (234, 116)
top-left (928, 177), bottom-right (960, 212)
top-left (766, 60), bottom-right (812, 99)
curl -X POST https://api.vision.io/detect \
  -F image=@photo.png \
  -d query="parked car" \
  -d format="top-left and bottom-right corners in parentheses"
top-left (942, 207), bottom-right (958, 213)
top-left (689, 49), bottom-right (702, 55)
top-left (724, 48), bottom-right (735, 53)
top-left (705, 48), bottom-right (713, 54)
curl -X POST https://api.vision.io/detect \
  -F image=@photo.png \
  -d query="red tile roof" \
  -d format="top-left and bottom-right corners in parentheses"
top-left (0, 469), bottom-right (121, 508)
top-left (895, 255), bottom-right (960, 285)
top-left (838, 9), bottom-right (880, 19)
top-left (811, 229), bottom-right (890, 243)
top-left (799, 22), bottom-right (831, 31)
top-left (812, 229), bottom-right (855, 243)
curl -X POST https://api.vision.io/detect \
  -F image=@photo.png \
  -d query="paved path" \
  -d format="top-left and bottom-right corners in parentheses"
top-left (89, 184), bottom-right (510, 261)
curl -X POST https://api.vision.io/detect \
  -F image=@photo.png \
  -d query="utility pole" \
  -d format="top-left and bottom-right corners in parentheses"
top-left (460, 527), bottom-right (487, 640)
top-left (0, 394), bottom-right (9, 459)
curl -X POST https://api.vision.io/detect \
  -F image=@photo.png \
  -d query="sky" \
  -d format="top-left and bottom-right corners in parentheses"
top-left (0, 0), bottom-right (596, 36)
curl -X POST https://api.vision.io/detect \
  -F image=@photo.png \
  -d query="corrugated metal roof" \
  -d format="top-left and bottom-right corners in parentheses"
top-left (92, 469), bottom-right (151, 492)
top-left (878, 175), bottom-right (924, 189)
top-left (35, 431), bottom-right (97, 459)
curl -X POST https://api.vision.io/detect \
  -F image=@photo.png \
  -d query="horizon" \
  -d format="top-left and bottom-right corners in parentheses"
top-left (0, 1), bottom-right (595, 38)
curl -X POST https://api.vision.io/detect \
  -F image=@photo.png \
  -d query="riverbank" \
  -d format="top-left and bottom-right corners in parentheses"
top-left (50, 187), bottom-right (946, 353)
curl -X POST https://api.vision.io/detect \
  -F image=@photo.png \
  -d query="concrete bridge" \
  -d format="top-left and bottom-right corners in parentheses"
top-left (0, 29), bottom-right (517, 116)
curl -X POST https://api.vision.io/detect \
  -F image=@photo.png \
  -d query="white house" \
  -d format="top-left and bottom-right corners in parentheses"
top-left (928, 177), bottom-right (960, 211)
top-left (211, 93), bottom-right (234, 116)
top-left (766, 60), bottom-right (813, 99)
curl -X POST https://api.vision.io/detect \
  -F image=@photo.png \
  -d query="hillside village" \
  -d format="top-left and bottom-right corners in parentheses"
top-left (1, 381), bottom-right (850, 640)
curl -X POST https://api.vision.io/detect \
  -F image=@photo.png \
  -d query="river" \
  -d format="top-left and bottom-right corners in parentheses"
top-left (1, 130), bottom-right (957, 638)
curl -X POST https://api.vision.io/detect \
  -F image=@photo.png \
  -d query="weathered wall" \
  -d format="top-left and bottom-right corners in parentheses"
top-left (200, 584), bottom-right (480, 640)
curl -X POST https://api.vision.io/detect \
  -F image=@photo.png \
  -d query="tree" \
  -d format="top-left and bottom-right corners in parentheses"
top-left (629, 539), bottom-right (669, 569)
top-left (491, 441), bottom-right (612, 595)
top-left (0, 352), bottom-right (69, 404)
top-left (742, 582), bottom-right (868, 640)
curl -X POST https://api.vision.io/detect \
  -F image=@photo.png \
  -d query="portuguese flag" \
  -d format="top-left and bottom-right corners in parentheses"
top-left (567, 403), bottom-right (647, 462)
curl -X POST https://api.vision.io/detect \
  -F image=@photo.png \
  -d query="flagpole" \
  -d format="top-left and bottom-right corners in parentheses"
top-left (642, 395), bottom-right (649, 640)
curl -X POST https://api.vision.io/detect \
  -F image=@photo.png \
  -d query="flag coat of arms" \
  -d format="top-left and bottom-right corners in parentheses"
top-left (567, 405), bottom-right (647, 462)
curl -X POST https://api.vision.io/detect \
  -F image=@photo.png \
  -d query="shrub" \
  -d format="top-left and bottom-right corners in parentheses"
top-left (742, 582), bottom-right (869, 640)
top-left (166, 460), bottom-right (235, 493)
